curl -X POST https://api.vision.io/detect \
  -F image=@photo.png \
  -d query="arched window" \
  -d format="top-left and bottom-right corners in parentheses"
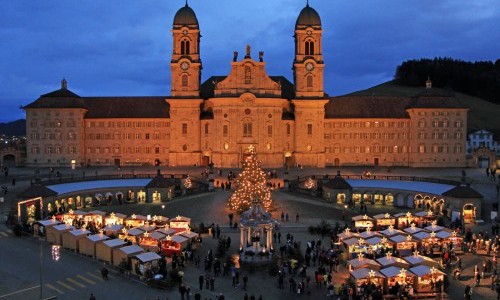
top-left (306, 75), bottom-right (313, 88)
top-left (181, 75), bottom-right (188, 87)
top-left (286, 123), bottom-right (291, 136)
top-left (305, 41), bottom-right (315, 55)
top-left (244, 66), bottom-right (252, 84)
top-left (180, 40), bottom-right (190, 55)
top-left (204, 123), bottom-right (209, 134)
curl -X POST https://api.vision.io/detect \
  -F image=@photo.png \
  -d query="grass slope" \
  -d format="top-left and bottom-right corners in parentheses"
top-left (344, 80), bottom-right (500, 133)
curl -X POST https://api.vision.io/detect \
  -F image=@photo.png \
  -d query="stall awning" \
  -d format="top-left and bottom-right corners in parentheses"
top-left (135, 252), bottom-right (162, 263)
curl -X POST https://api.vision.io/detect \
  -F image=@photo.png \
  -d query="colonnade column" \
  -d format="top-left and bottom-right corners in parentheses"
top-left (247, 227), bottom-right (251, 245)
top-left (240, 226), bottom-right (244, 250)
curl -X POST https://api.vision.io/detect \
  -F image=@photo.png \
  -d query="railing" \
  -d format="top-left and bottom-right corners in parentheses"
top-left (32, 173), bottom-right (191, 186)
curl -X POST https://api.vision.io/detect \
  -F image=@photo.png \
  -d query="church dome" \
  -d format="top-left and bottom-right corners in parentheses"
top-left (295, 4), bottom-right (321, 29)
top-left (173, 4), bottom-right (199, 26)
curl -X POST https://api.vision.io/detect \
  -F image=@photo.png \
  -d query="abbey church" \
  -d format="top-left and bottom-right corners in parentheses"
top-left (23, 3), bottom-right (468, 168)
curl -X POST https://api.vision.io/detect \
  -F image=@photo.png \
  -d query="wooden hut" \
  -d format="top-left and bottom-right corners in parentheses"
top-left (62, 228), bottom-right (91, 251)
top-left (96, 238), bottom-right (127, 264)
top-left (373, 213), bottom-right (396, 230)
top-left (380, 266), bottom-right (415, 293)
top-left (34, 218), bottom-right (60, 237)
top-left (169, 216), bottom-right (191, 233)
top-left (410, 265), bottom-right (445, 293)
top-left (390, 234), bottom-right (418, 256)
top-left (103, 224), bottom-right (124, 238)
top-left (350, 268), bottom-right (386, 292)
top-left (119, 228), bottom-right (145, 244)
top-left (403, 225), bottom-right (424, 235)
top-left (46, 224), bottom-right (75, 245)
top-left (379, 226), bottom-right (404, 238)
top-left (112, 245), bottom-right (144, 268)
top-left (394, 212), bottom-right (417, 229)
top-left (440, 231), bottom-right (463, 254)
top-left (137, 224), bottom-right (157, 233)
top-left (347, 255), bottom-right (381, 271)
top-left (105, 212), bottom-right (127, 226)
top-left (131, 252), bottom-right (162, 276)
top-left (124, 214), bottom-right (147, 228)
top-left (160, 234), bottom-right (188, 256)
top-left (84, 210), bottom-right (107, 226)
top-left (79, 233), bottom-right (109, 257)
top-left (139, 231), bottom-right (166, 252)
top-left (352, 215), bottom-right (375, 230)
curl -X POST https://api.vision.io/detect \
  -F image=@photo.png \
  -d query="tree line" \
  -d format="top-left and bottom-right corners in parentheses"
top-left (394, 58), bottom-right (500, 104)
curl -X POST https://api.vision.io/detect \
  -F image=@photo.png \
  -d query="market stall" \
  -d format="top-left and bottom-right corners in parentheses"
top-left (389, 235), bottom-right (418, 256)
top-left (105, 212), bottom-right (127, 226)
top-left (441, 231), bottom-right (463, 254)
top-left (46, 224), bottom-right (75, 245)
top-left (414, 211), bottom-right (436, 226)
top-left (79, 233), bottom-right (109, 257)
top-left (380, 266), bottom-right (415, 293)
top-left (131, 252), bottom-right (163, 278)
top-left (139, 231), bottom-right (166, 252)
top-left (373, 213), bottom-right (396, 230)
top-left (103, 224), bottom-right (124, 238)
top-left (62, 209), bottom-right (85, 225)
top-left (124, 214), bottom-right (148, 228)
top-left (365, 236), bottom-right (393, 255)
top-left (352, 215), bottom-right (375, 231)
top-left (62, 228), bottom-right (91, 251)
top-left (84, 210), bottom-right (106, 227)
top-left (96, 238), bottom-right (127, 264)
top-left (350, 268), bottom-right (386, 293)
top-left (137, 224), bottom-right (157, 233)
top-left (34, 218), bottom-right (60, 237)
top-left (112, 244), bottom-right (144, 268)
top-left (180, 228), bottom-right (199, 241)
top-left (348, 254), bottom-right (381, 271)
top-left (119, 227), bottom-right (144, 244)
top-left (169, 215), bottom-right (191, 233)
top-left (338, 228), bottom-right (359, 242)
top-left (358, 228), bottom-right (381, 240)
top-left (414, 231), bottom-right (442, 257)
top-left (342, 237), bottom-right (368, 259)
top-left (160, 234), bottom-right (188, 256)
top-left (394, 212), bottom-right (417, 229)
top-left (150, 215), bottom-right (169, 227)
top-left (156, 227), bottom-right (176, 236)
top-left (403, 224), bottom-right (424, 235)
top-left (424, 221), bottom-right (444, 232)
top-left (410, 265), bottom-right (445, 293)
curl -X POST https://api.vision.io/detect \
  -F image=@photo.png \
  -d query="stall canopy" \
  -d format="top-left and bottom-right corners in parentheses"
top-left (338, 231), bottom-right (359, 240)
top-left (135, 252), bottom-right (162, 263)
top-left (403, 226), bottom-right (424, 234)
top-left (350, 268), bottom-right (386, 280)
top-left (127, 228), bottom-right (145, 236)
top-left (69, 228), bottom-right (91, 237)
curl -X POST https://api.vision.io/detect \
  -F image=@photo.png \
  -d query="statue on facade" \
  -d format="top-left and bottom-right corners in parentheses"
top-left (245, 44), bottom-right (251, 59)
top-left (233, 51), bottom-right (238, 62)
top-left (259, 51), bottom-right (264, 62)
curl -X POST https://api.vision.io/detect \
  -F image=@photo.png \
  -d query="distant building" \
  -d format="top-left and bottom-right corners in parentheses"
top-left (467, 129), bottom-right (500, 155)
top-left (22, 3), bottom-right (468, 168)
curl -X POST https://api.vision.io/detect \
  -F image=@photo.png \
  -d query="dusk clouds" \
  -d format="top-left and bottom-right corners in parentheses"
top-left (0, 0), bottom-right (498, 122)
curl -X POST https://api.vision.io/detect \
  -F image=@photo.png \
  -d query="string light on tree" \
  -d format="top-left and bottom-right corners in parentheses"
top-left (227, 145), bottom-right (272, 212)
top-left (184, 175), bottom-right (192, 189)
top-left (304, 177), bottom-right (315, 189)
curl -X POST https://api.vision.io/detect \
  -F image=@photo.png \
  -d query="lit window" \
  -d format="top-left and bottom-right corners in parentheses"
top-left (182, 75), bottom-right (188, 87)
top-left (182, 123), bottom-right (188, 136)
top-left (306, 76), bottom-right (313, 88)
top-left (307, 124), bottom-right (313, 135)
top-left (243, 123), bottom-right (252, 137)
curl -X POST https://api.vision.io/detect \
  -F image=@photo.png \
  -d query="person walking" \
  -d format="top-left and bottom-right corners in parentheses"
top-left (464, 285), bottom-right (472, 300)
top-left (243, 274), bottom-right (248, 290)
top-left (199, 274), bottom-right (204, 290)
top-left (89, 293), bottom-right (96, 300)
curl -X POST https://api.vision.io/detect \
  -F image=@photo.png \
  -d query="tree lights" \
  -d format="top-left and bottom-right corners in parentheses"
top-left (227, 146), bottom-right (272, 213)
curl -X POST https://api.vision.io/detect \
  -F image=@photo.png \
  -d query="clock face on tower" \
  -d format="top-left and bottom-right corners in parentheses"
top-left (305, 62), bottom-right (314, 71)
top-left (182, 29), bottom-right (188, 35)
top-left (180, 62), bottom-right (189, 70)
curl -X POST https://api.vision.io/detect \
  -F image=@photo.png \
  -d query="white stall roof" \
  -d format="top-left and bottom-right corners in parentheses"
top-left (37, 219), bottom-right (60, 227)
top-left (373, 214), bottom-right (394, 220)
top-left (103, 239), bottom-right (127, 248)
top-left (138, 225), bottom-right (156, 232)
top-left (436, 231), bottom-right (452, 239)
top-left (87, 234), bottom-right (109, 243)
top-left (156, 228), bottom-right (176, 236)
top-left (414, 211), bottom-right (433, 217)
top-left (365, 236), bottom-right (382, 245)
top-left (147, 231), bottom-right (166, 240)
top-left (69, 229), bottom-right (91, 236)
top-left (359, 231), bottom-right (381, 239)
top-left (104, 224), bottom-right (124, 232)
top-left (119, 245), bottom-right (144, 255)
top-left (346, 179), bottom-right (455, 195)
top-left (180, 231), bottom-right (199, 239)
top-left (403, 227), bottom-right (424, 234)
top-left (380, 266), bottom-right (414, 278)
top-left (127, 215), bottom-right (148, 221)
top-left (107, 213), bottom-right (127, 220)
top-left (87, 210), bottom-right (106, 216)
top-left (54, 224), bottom-right (75, 231)
top-left (127, 228), bottom-right (145, 236)
top-left (350, 268), bottom-right (385, 279)
top-left (376, 256), bottom-right (410, 268)
top-left (171, 235), bottom-right (188, 243)
top-left (403, 255), bottom-right (439, 267)
top-left (348, 258), bottom-right (380, 269)
top-left (390, 235), bottom-right (411, 243)
top-left (135, 252), bottom-right (161, 263)
top-left (47, 179), bottom-right (152, 195)
top-left (352, 215), bottom-right (374, 221)
top-left (410, 265), bottom-right (445, 277)
top-left (338, 232), bottom-right (359, 240)
top-left (425, 225), bottom-right (444, 232)
top-left (343, 237), bottom-right (362, 246)
top-left (379, 228), bottom-right (404, 237)
top-left (170, 215), bottom-right (191, 222)
top-left (413, 231), bottom-right (430, 241)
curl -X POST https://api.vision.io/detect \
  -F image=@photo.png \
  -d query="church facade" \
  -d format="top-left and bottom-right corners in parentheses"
top-left (23, 3), bottom-right (468, 168)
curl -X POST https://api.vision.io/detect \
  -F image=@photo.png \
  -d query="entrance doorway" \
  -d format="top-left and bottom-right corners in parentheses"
top-left (2, 154), bottom-right (15, 167)
top-left (334, 158), bottom-right (340, 167)
top-left (462, 203), bottom-right (476, 224)
top-left (114, 158), bottom-right (121, 167)
top-left (202, 156), bottom-right (210, 167)
top-left (478, 156), bottom-right (490, 168)
top-left (374, 158), bottom-right (379, 167)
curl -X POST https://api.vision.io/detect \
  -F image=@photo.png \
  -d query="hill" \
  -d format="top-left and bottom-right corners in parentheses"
top-left (0, 119), bottom-right (26, 136)
top-left (344, 80), bottom-right (500, 133)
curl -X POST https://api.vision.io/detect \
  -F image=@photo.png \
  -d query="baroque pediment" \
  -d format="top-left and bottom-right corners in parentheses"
top-left (214, 48), bottom-right (281, 97)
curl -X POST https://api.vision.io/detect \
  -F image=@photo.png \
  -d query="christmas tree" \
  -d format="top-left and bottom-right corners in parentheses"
top-left (227, 145), bottom-right (272, 213)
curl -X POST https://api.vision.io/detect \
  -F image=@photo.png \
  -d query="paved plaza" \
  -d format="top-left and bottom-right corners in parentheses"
top-left (0, 165), bottom-right (499, 300)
